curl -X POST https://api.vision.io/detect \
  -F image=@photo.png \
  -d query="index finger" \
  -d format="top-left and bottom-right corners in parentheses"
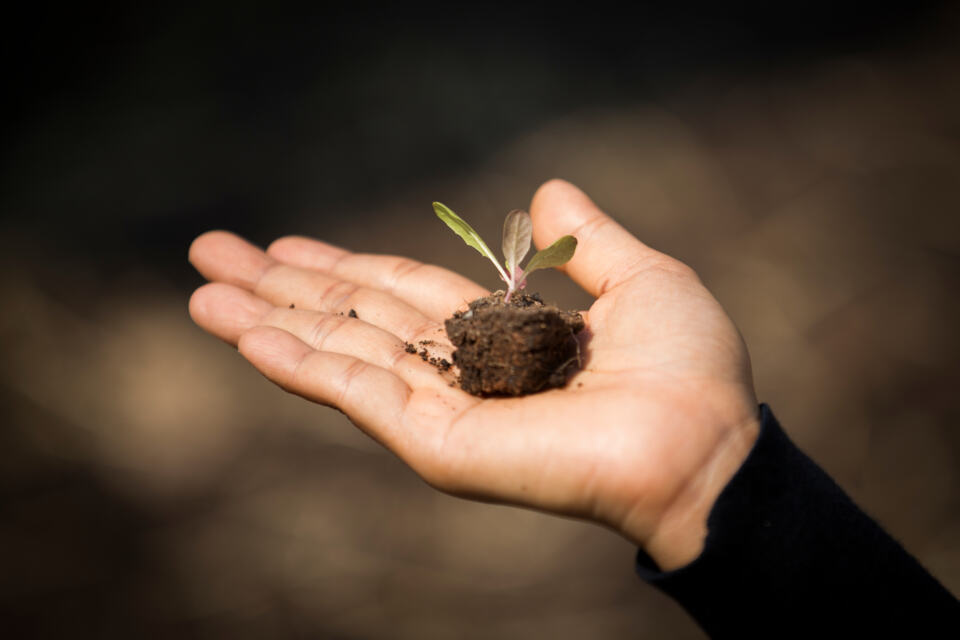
top-left (267, 236), bottom-right (488, 322)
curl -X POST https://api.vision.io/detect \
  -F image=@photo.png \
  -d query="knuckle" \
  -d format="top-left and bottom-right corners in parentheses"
top-left (654, 258), bottom-right (699, 281)
top-left (336, 359), bottom-right (368, 405)
top-left (309, 313), bottom-right (349, 350)
top-left (388, 344), bottom-right (410, 370)
top-left (387, 258), bottom-right (426, 290)
top-left (284, 349), bottom-right (313, 394)
top-left (566, 214), bottom-right (615, 247)
top-left (318, 280), bottom-right (360, 309)
top-left (607, 254), bottom-right (699, 292)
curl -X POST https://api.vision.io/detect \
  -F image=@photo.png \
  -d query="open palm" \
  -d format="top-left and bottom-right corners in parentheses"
top-left (189, 180), bottom-right (760, 569)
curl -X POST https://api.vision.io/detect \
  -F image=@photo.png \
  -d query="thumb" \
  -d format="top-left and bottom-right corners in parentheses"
top-left (530, 179), bottom-right (682, 297)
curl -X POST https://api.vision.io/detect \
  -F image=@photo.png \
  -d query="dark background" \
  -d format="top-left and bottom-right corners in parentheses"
top-left (2, 3), bottom-right (958, 637)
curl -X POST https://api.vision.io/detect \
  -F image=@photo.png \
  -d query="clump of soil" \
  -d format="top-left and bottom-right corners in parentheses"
top-left (444, 291), bottom-right (584, 397)
top-left (404, 340), bottom-right (452, 372)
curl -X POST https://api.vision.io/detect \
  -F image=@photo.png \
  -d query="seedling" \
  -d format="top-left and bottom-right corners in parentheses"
top-left (433, 202), bottom-right (577, 302)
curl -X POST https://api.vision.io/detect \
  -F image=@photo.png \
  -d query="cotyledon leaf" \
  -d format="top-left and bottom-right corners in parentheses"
top-left (501, 209), bottom-right (532, 274)
top-left (522, 235), bottom-right (577, 277)
top-left (433, 202), bottom-right (509, 281)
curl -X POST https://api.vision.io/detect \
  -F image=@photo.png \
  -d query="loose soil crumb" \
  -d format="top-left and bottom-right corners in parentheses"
top-left (445, 291), bottom-right (584, 397)
top-left (429, 356), bottom-right (451, 372)
top-left (289, 303), bottom-right (295, 309)
top-left (404, 341), bottom-right (454, 375)
top-left (348, 309), bottom-right (358, 318)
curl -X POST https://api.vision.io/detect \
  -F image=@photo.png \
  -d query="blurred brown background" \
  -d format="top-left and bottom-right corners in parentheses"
top-left (2, 3), bottom-right (959, 637)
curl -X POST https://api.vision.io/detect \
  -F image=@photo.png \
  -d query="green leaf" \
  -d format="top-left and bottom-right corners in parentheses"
top-left (433, 202), bottom-right (509, 281)
top-left (522, 235), bottom-right (577, 277)
top-left (501, 209), bottom-right (532, 273)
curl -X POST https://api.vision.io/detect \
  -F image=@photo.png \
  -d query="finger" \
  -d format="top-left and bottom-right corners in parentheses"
top-left (189, 230), bottom-right (273, 289)
top-left (189, 282), bottom-right (274, 344)
top-left (189, 230), bottom-right (448, 346)
top-left (258, 302), bottom-right (454, 391)
top-left (254, 263), bottom-right (448, 346)
top-left (267, 236), bottom-right (488, 321)
top-left (529, 179), bottom-right (690, 298)
top-left (238, 326), bottom-right (413, 453)
top-left (191, 283), bottom-right (455, 390)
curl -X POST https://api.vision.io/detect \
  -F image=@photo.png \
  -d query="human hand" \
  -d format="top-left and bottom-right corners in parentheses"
top-left (188, 179), bottom-right (760, 570)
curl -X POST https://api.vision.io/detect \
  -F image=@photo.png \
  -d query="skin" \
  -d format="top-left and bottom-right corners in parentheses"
top-left (189, 179), bottom-right (761, 570)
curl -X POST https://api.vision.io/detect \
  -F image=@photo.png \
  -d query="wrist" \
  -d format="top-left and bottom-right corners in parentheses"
top-left (632, 408), bottom-right (761, 571)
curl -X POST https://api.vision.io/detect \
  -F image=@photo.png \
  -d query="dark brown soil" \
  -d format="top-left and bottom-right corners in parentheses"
top-left (444, 291), bottom-right (585, 397)
top-left (404, 340), bottom-right (453, 373)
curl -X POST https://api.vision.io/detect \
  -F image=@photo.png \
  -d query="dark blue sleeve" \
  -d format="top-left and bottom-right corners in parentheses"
top-left (636, 404), bottom-right (959, 637)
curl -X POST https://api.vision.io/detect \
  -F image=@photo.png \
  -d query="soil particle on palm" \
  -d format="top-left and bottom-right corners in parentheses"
top-left (348, 308), bottom-right (358, 318)
top-left (444, 291), bottom-right (584, 397)
top-left (403, 340), bottom-right (453, 374)
top-left (430, 356), bottom-right (452, 371)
